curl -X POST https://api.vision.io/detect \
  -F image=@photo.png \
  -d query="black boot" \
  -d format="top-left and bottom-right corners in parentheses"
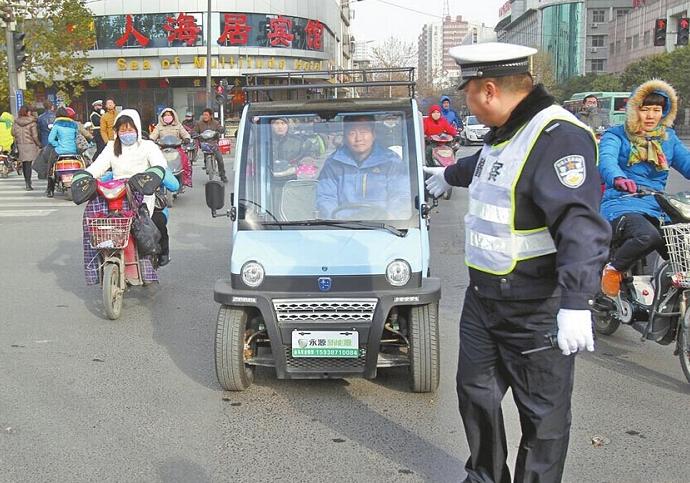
top-left (46, 177), bottom-right (55, 198)
top-left (25, 181), bottom-right (33, 191)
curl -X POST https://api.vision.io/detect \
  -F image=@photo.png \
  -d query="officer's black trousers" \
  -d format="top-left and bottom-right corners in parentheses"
top-left (457, 288), bottom-right (575, 483)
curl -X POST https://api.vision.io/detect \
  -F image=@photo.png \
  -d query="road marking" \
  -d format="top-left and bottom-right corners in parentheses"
top-left (0, 209), bottom-right (57, 217)
top-left (0, 202), bottom-right (72, 207)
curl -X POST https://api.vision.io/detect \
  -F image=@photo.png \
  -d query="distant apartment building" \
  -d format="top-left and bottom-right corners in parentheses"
top-left (442, 15), bottom-right (470, 79)
top-left (418, 22), bottom-right (444, 85)
top-left (496, 0), bottom-right (632, 82)
top-left (461, 22), bottom-right (498, 46)
top-left (608, 0), bottom-right (690, 73)
top-left (418, 15), bottom-right (474, 85)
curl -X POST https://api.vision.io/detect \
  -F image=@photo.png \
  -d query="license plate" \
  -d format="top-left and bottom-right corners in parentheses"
top-left (291, 330), bottom-right (359, 358)
top-left (61, 174), bottom-right (73, 183)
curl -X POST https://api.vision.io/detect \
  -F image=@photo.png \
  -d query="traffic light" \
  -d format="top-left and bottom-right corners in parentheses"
top-left (678, 18), bottom-right (689, 46)
top-left (654, 18), bottom-right (667, 46)
top-left (13, 32), bottom-right (27, 70)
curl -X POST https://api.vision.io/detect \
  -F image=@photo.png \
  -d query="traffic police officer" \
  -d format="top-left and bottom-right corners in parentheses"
top-left (424, 43), bottom-right (611, 482)
top-left (89, 100), bottom-right (105, 158)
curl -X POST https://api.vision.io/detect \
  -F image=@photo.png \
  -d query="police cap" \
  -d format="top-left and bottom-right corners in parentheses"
top-left (449, 42), bottom-right (538, 89)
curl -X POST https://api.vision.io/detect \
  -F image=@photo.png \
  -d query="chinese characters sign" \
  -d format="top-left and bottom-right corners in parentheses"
top-left (93, 12), bottom-right (326, 52)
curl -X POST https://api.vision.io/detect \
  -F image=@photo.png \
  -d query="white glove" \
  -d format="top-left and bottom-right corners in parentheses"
top-left (556, 309), bottom-right (595, 356)
top-left (423, 166), bottom-right (451, 198)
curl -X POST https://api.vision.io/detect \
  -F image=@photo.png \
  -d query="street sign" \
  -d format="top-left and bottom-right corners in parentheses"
top-left (15, 89), bottom-right (23, 112)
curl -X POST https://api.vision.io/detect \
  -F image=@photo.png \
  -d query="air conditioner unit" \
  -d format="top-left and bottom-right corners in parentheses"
top-left (591, 23), bottom-right (599, 28)
top-left (591, 47), bottom-right (599, 53)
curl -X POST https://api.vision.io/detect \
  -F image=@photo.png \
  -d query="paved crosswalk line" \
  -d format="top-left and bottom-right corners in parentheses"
top-left (0, 196), bottom-right (61, 201)
top-left (0, 209), bottom-right (57, 217)
top-left (0, 202), bottom-right (71, 207)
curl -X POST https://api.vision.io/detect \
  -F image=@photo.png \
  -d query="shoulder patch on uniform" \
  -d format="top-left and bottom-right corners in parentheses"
top-left (553, 155), bottom-right (586, 189)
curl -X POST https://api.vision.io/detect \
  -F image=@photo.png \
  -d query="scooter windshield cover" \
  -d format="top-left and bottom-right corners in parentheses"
top-left (98, 180), bottom-right (127, 200)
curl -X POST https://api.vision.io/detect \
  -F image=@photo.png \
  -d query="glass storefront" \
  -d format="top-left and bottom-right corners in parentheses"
top-left (541, 2), bottom-right (583, 83)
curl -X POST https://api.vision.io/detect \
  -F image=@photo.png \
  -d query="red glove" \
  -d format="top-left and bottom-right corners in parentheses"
top-left (614, 177), bottom-right (637, 193)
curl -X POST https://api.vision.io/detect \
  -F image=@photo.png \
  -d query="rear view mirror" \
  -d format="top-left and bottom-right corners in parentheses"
top-left (205, 180), bottom-right (225, 213)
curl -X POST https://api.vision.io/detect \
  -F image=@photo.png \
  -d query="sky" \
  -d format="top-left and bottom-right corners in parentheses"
top-left (350, 0), bottom-right (506, 45)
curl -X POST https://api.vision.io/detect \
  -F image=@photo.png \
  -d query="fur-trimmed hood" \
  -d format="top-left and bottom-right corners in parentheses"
top-left (626, 79), bottom-right (678, 132)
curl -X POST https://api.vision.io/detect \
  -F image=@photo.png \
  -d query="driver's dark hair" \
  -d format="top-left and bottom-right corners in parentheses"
top-left (202, 108), bottom-right (214, 116)
top-left (582, 94), bottom-right (598, 105)
top-left (343, 114), bottom-right (376, 133)
top-left (113, 115), bottom-right (138, 156)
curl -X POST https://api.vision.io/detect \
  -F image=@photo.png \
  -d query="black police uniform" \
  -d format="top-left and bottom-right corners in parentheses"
top-left (444, 85), bottom-right (611, 482)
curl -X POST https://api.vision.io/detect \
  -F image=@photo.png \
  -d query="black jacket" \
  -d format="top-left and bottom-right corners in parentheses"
top-left (444, 85), bottom-right (611, 310)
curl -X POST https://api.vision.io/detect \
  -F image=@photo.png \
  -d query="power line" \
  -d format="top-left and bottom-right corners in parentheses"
top-left (364, 0), bottom-right (444, 19)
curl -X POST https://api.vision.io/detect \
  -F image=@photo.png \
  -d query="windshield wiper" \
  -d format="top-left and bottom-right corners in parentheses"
top-left (261, 219), bottom-right (407, 237)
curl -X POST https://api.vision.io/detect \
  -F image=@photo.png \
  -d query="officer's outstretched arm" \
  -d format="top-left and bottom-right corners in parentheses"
top-left (443, 148), bottom-right (481, 188)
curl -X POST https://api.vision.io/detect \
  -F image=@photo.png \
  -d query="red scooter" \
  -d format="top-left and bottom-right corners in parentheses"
top-left (85, 178), bottom-right (149, 319)
top-left (426, 133), bottom-right (459, 200)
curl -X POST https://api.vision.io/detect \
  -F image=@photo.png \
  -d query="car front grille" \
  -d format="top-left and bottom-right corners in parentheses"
top-left (272, 298), bottom-right (378, 322)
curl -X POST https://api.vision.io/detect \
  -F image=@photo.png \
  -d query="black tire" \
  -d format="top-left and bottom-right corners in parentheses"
top-left (593, 301), bottom-right (620, 336)
top-left (215, 305), bottom-right (255, 391)
top-left (102, 263), bottom-right (123, 320)
top-left (408, 303), bottom-right (440, 393)
top-left (443, 188), bottom-right (452, 200)
top-left (205, 155), bottom-right (216, 181)
top-left (64, 188), bottom-right (73, 201)
top-left (678, 311), bottom-right (690, 384)
top-left (165, 190), bottom-right (174, 207)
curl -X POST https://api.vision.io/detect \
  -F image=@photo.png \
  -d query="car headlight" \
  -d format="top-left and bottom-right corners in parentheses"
top-left (241, 261), bottom-right (265, 288)
top-left (386, 259), bottom-right (411, 287)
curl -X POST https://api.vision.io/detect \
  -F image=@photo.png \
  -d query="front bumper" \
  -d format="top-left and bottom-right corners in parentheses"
top-left (213, 277), bottom-right (441, 379)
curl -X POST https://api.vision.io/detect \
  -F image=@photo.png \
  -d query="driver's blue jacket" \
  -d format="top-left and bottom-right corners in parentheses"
top-left (599, 124), bottom-right (690, 222)
top-left (316, 143), bottom-right (409, 219)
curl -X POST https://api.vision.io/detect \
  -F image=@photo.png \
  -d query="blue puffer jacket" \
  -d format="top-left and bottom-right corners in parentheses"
top-left (599, 124), bottom-right (690, 221)
top-left (440, 95), bottom-right (461, 129)
top-left (316, 143), bottom-right (410, 219)
top-left (48, 117), bottom-right (78, 155)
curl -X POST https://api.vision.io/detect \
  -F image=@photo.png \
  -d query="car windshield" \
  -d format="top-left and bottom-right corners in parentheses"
top-left (467, 116), bottom-right (480, 125)
top-left (237, 110), bottom-right (417, 230)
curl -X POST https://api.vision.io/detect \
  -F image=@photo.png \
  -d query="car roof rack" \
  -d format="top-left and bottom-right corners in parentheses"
top-left (242, 67), bottom-right (416, 103)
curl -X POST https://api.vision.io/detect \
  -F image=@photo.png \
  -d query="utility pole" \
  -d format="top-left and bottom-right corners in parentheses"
top-left (206, 0), bottom-right (212, 108)
top-left (2, 5), bottom-right (19, 117)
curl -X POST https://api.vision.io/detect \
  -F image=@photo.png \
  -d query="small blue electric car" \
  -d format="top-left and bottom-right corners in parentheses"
top-left (206, 70), bottom-right (441, 392)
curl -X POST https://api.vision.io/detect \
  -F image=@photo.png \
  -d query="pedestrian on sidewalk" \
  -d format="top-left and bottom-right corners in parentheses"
top-left (89, 100), bottom-right (106, 158)
top-left (424, 42), bottom-right (610, 482)
top-left (37, 101), bottom-right (56, 147)
top-left (11, 106), bottom-right (41, 191)
top-left (100, 98), bottom-right (117, 146)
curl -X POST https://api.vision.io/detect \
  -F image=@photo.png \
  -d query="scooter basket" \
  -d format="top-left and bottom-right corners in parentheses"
top-left (86, 217), bottom-right (133, 250)
top-left (661, 223), bottom-right (690, 287)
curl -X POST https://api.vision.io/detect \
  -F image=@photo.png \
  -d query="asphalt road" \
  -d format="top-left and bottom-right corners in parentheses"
top-left (1, 147), bottom-right (690, 483)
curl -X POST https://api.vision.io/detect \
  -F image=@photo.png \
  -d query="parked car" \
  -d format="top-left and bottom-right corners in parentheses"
top-left (460, 115), bottom-right (489, 145)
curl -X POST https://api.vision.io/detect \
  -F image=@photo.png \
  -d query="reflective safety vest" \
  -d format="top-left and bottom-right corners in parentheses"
top-left (465, 104), bottom-right (594, 275)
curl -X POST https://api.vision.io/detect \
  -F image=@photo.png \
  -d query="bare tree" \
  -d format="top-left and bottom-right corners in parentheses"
top-left (371, 37), bottom-right (417, 68)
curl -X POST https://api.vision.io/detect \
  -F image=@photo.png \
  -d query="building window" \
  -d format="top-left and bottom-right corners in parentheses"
top-left (609, 42), bottom-right (615, 55)
top-left (615, 40), bottom-right (621, 54)
top-left (626, 36), bottom-right (632, 50)
top-left (616, 9), bottom-right (629, 18)
top-left (591, 35), bottom-right (605, 47)
top-left (633, 33), bottom-right (639, 49)
top-left (592, 10), bottom-right (606, 23)
top-left (644, 30), bottom-right (650, 45)
top-left (591, 59), bottom-right (605, 72)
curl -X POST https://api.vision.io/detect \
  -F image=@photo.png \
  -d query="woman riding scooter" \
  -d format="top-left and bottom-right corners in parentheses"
top-left (46, 107), bottom-right (79, 197)
top-left (74, 109), bottom-right (176, 286)
top-left (149, 108), bottom-right (192, 190)
top-left (423, 104), bottom-right (457, 164)
top-left (599, 79), bottom-right (690, 296)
